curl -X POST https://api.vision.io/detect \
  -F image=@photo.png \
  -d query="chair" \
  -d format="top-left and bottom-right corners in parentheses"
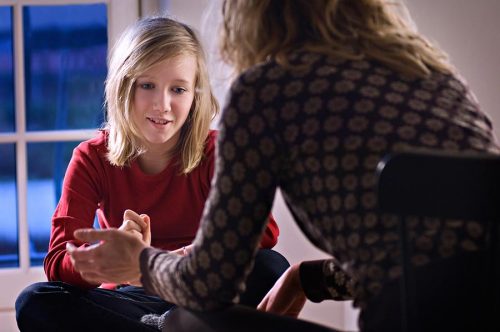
top-left (376, 149), bottom-right (500, 332)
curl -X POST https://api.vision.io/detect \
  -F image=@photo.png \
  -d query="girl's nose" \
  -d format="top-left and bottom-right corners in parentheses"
top-left (154, 90), bottom-right (171, 112)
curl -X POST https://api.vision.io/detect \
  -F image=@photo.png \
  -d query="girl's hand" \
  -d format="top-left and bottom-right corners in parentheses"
top-left (118, 209), bottom-right (151, 246)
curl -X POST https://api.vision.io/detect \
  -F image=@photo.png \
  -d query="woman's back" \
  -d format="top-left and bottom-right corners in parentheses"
top-left (220, 50), bottom-right (499, 306)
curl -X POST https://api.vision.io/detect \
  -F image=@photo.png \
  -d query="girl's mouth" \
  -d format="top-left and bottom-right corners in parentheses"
top-left (146, 116), bottom-right (172, 125)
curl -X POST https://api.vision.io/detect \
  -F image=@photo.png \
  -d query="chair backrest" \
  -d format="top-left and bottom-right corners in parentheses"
top-left (376, 150), bottom-right (500, 332)
top-left (377, 150), bottom-right (500, 221)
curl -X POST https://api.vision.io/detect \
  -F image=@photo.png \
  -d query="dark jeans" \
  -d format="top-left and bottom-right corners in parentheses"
top-left (16, 249), bottom-right (289, 332)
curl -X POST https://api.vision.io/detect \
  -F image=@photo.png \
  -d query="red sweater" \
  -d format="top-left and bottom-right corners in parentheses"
top-left (44, 130), bottom-right (279, 289)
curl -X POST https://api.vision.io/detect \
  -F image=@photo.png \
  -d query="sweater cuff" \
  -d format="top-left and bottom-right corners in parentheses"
top-left (299, 260), bottom-right (330, 303)
top-left (139, 247), bottom-right (160, 295)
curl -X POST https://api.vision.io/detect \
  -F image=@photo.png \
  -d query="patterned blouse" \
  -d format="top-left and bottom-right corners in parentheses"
top-left (140, 52), bottom-right (499, 311)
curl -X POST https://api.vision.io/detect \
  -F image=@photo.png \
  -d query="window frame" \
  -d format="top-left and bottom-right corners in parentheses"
top-left (0, 0), bottom-right (139, 309)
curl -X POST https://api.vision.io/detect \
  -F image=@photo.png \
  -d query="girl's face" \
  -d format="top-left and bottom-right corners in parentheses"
top-left (132, 54), bottom-right (197, 151)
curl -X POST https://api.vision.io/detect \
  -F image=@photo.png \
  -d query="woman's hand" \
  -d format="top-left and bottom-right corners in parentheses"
top-left (118, 209), bottom-right (151, 246)
top-left (257, 263), bottom-right (306, 317)
top-left (67, 228), bottom-right (148, 286)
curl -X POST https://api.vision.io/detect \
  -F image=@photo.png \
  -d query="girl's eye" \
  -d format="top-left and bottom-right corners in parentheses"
top-left (172, 87), bottom-right (187, 94)
top-left (139, 83), bottom-right (154, 90)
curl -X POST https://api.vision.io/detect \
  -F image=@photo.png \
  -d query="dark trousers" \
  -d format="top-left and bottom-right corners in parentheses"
top-left (15, 249), bottom-right (289, 332)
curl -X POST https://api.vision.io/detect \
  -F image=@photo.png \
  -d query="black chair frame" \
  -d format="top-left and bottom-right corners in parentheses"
top-left (376, 150), bottom-right (500, 332)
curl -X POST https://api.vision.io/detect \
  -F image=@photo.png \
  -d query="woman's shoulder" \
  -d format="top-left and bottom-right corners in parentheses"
top-left (236, 59), bottom-right (284, 86)
top-left (233, 51), bottom-right (344, 87)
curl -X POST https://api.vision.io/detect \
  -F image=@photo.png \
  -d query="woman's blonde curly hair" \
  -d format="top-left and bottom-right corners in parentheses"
top-left (220, 0), bottom-right (453, 78)
top-left (105, 17), bottom-right (219, 174)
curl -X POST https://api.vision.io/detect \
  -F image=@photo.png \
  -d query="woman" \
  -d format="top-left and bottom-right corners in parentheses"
top-left (15, 16), bottom-right (288, 332)
top-left (67, 1), bottom-right (499, 331)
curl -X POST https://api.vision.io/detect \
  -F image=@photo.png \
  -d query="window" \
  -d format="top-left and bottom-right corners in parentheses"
top-left (0, 0), bottom-right (138, 309)
top-left (24, 3), bottom-right (108, 266)
top-left (0, 143), bottom-right (17, 268)
top-left (24, 5), bottom-right (108, 132)
top-left (1, 2), bottom-right (107, 269)
top-left (0, 6), bottom-right (16, 268)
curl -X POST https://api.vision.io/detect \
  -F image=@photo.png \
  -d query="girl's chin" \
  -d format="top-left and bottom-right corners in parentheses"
top-left (146, 138), bottom-right (171, 145)
top-left (143, 134), bottom-right (177, 146)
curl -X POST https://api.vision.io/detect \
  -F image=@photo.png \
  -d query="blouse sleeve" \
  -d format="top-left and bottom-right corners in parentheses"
top-left (205, 131), bottom-right (280, 249)
top-left (299, 259), bottom-right (356, 302)
top-left (140, 71), bottom-right (283, 310)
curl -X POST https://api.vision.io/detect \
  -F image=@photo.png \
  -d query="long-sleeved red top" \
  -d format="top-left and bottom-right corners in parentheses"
top-left (44, 130), bottom-right (279, 289)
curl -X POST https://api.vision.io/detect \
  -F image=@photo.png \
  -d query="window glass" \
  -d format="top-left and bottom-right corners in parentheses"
top-left (23, 4), bottom-right (107, 131)
top-left (0, 144), bottom-right (18, 268)
top-left (27, 141), bottom-right (80, 266)
top-left (0, 7), bottom-right (15, 133)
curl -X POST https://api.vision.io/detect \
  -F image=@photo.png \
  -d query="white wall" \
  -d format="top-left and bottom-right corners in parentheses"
top-left (406, 0), bottom-right (500, 139)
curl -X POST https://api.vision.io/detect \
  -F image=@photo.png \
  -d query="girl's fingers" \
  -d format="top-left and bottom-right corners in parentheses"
top-left (119, 219), bottom-right (142, 233)
top-left (123, 209), bottom-right (147, 230)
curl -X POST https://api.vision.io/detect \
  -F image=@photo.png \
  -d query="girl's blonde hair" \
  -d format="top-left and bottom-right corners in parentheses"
top-left (220, 0), bottom-right (453, 78)
top-left (105, 16), bottom-right (219, 174)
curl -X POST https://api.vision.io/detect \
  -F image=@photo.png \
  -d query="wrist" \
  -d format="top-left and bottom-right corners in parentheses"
top-left (299, 260), bottom-right (329, 303)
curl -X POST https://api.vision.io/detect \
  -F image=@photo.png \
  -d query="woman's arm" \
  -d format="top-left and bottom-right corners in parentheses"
top-left (206, 131), bottom-right (280, 249)
top-left (138, 72), bottom-right (283, 309)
